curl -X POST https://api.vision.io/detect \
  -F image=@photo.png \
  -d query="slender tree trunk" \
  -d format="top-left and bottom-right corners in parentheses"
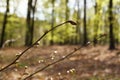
top-left (93, 1), bottom-right (98, 46)
top-left (25, 0), bottom-right (32, 46)
top-left (0, 0), bottom-right (10, 48)
top-left (109, 0), bottom-right (115, 50)
top-left (64, 0), bottom-right (69, 44)
top-left (25, 0), bottom-right (37, 46)
top-left (75, 0), bottom-right (80, 44)
top-left (50, 0), bottom-right (55, 45)
top-left (25, 0), bottom-right (31, 46)
top-left (83, 0), bottom-right (87, 45)
top-left (65, 0), bottom-right (69, 21)
top-left (31, 0), bottom-right (37, 44)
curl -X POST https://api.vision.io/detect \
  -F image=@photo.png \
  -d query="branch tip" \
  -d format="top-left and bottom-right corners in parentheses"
top-left (67, 20), bottom-right (77, 25)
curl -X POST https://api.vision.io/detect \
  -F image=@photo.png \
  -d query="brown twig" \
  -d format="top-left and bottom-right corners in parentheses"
top-left (23, 43), bottom-right (90, 80)
top-left (23, 33), bottom-right (106, 80)
top-left (0, 20), bottom-right (77, 72)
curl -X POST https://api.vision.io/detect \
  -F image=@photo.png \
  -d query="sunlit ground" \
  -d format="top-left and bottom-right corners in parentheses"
top-left (0, 45), bottom-right (120, 80)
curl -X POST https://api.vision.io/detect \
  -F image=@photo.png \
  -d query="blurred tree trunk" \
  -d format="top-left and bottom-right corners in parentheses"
top-left (31, 0), bottom-right (37, 44)
top-left (75, 0), bottom-right (81, 44)
top-left (25, 0), bottom-right (37, 46)
top-left (65, 0), bottom-right (69, 21)
top-left (108, 0), bottom-right (115, 50)
top-left (64, 0), bottom-right (69, 44)
top-left (93, 1), bottom-right (98, 46)
top-left (25, 0), bottom-right (32, 46)
top-left (83, 0), bottom-right (88, 45)
top-left (50, 0), bottom-right (55, 45)
top-left (0, 0), bottom-right (10, 48)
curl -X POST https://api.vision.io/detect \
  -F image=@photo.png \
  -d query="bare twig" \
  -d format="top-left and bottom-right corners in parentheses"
top-left (23, 43), bottom-right (90, 80)
top-left (23, 34), bottom-right (106, 80)
top-left (0, 20), bottom-right (77, 72)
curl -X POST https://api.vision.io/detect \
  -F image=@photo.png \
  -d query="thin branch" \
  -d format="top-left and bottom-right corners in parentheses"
top-left (23, 43), bottom-right (89, 80)
top-left (23, 34), bottom-right (106, 80)
top-left (0, 20), bottom-right (77, 72)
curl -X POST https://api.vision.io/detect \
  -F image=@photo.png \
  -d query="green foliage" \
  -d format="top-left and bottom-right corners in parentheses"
top-left (0, 13), bottom-right (4, 32)
top-left (0, 0), bottom-right (120, 46)
top-left (0, 13), bottom-right (26, 46)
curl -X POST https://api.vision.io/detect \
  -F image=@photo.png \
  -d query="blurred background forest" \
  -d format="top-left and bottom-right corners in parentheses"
top-left (1, 0), bottom-right (120, 79)
top-left (0, 0), bottom-right (120, 49)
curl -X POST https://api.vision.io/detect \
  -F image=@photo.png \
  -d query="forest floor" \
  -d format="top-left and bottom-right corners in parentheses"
top-left (0, 45), bottom-right (120, 80)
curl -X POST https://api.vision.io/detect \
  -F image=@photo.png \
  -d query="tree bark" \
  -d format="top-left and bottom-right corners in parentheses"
top-left (25, 0), bottom-right (37, 46)
top-left (83, 0), bottom-right (88, 46)
top-left (0, 0), bottom-right (10, 48)
top-left (109, 0), bottom-right (115, 50)
top-left (31, 0), bottom-right (37, 45)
